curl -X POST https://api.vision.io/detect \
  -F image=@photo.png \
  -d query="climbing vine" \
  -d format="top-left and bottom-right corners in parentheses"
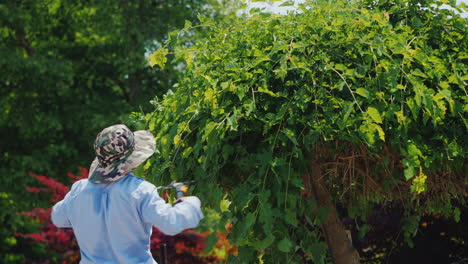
top-left (142, 0), bottom-right (467, 262)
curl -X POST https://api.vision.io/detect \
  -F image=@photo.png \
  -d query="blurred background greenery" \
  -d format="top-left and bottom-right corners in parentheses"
top-left (0, 0), bottom-right (233, 262)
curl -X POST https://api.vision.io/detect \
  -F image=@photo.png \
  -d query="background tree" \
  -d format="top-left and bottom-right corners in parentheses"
top-left (145, 0), bottom-right (467, 263)
top-left (0, 0), bottom-right (233, 262)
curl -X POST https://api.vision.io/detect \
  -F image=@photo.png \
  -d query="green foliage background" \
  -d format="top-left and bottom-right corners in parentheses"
top-left (0, 0), bottom-right (232, 262)
top-left (144, 0), bottom-right (467, 262)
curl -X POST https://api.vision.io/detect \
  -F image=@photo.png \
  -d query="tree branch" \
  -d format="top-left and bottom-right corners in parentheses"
top-left (15, 30), bottom-right (34, 56)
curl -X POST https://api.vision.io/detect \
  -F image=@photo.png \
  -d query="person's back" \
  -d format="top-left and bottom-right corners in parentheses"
top-left (51, 124), bottom-right (203, 263)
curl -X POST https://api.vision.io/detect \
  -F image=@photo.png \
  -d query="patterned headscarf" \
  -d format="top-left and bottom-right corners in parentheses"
top-left (88, 124), bottom-right (155, 183)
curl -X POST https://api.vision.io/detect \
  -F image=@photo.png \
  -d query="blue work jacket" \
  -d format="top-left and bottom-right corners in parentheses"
top-left (51, 173), bottom-right (203, 264)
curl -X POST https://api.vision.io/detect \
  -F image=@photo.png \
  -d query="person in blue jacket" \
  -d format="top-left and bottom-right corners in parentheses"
top-left (51, 124), bottom-right (203, 264)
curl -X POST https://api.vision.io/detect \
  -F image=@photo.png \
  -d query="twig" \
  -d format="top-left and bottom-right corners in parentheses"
top-left (330, 68), bottom-right (364, 113)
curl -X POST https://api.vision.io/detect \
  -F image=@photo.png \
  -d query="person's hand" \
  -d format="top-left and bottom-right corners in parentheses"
top-left (174, 197), bottom-right (187, 205)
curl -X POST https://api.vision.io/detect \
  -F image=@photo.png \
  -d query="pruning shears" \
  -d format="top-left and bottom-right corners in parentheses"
top-left (156, 178), bottom-right (211, 264)
top-left (157, 180), bottom-right (197, 199)
top-left (157, 180), bottom-right (198, 264)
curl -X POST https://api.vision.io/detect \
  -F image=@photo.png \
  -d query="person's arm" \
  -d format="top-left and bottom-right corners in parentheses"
top-left (51, 181), bottom-right (80, 228)
top-left (140, 186), bottom-right (203, 236)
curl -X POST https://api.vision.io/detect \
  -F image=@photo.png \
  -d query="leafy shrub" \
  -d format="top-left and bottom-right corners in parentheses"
top-left (145, 0), bottom-right (467, 262)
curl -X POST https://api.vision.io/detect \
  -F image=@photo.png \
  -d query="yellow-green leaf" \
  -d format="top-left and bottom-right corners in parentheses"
top-left (366, 107), bottom-right (383, 124)
top-left (184, 52), bottom-right (194, 68)
top-left (184, 20), bottom-right (192, 30)
top-left (356, 88), bottom-right (369, 98)
top-left (220, 196), bottom-right (231, 212)
top-left (257, 86), bottom-right (278, 97)
top-left (182, 147), bottom-right (193, 158)
top-left (410, 168), bottom-right (427, 194)
top-left (143, 160), bottom-right (152, 171)
top-left (253, 55), bottom-right (271, 67)
top-left (412, 68), bottom-right (428, 78)
top-left (375, 124), bottom-right (385, 141)
top-left (148, 47), bottom-right (168, 68)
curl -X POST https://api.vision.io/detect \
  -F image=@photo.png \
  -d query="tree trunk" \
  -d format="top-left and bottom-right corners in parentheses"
top-left (306, 160), bottom-right (360, 264)
top-left (15, 30), bottom-right (34, 56)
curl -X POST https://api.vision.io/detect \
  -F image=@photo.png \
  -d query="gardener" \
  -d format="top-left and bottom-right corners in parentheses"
top-left (51, 124), bottom-right (203, 264)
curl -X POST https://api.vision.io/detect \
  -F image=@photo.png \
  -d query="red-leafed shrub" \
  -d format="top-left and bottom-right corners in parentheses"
top-left (17, 168), bottom-right (232, 264)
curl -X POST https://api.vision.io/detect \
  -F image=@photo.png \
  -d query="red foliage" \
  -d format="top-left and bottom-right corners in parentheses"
top-left (16, 168), bottom-right (232, 264)
top-left (215, 230), bottom-right (238, 256)
top-left (28, 172), bottom-right (70, 203)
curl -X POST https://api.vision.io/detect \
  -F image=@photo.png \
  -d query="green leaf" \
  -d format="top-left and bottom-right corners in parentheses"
top-left (257, 86), bottom-right (278, 97)
top-left (359, 123), bottom-right (376, 145)
top-left (254, 234), bottom-right (275, 251)
top-left (335, 64), bottom-right (347, 71)
top-left (226, 114), bottom-right (239, 131)
top-left (285, 209), bottom-right (298, 227)
top-left (438, 81), bottom-right (450, 90)
top-left (204, 232), bottom-right (218, 253)
top-left (184, 20), bottom-right (192, 30)
top-left (366, 107), bottom-right (383, 124)
top-left (234, 188), bottom-right (256, 210)
top-left (284, 128), bottom-right (298, 146)
top-left (253, 55), bottom-right (271, 67)
top-left (408, 144), bottom-right (423, 158)
top-left (183, 52), bottom-right (194, 68)
top-left (358, 224), bottom-right (371, 238)
top-left (309, 242), bottom-right (326, 263)
top-left (182, 146), bottom-right (193, 158)
top-left (148, 47), bottom-right (168, 68)
top-left (143, 160), bottom-right (152, 171)
top-left (278, 238), bottom-right (293, 253)
top-left (404, 166), bottom-right (415, 180)
top-left (220, 196), bottom-right (231, 212)
top-left (454, 207), bottom-right (461, 223)
top-left (356, 88), bottom-right (369, 98)
top-left (374, 123), bottom-right (385, 141)
top-left (412, 68), bottom-right (428, 78)
top-left (202, 121), bottom-right (217, 141)
top-left (439, 89), bottom-right (451, 100)
top-left (233, 212), bottom-right (256, 245)
top-left (342, 101), bottom-right (354, 123)
top-left (410, 168), bottom-right (427, 194)
top-left (243, 212), bottom-right (256, 232)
